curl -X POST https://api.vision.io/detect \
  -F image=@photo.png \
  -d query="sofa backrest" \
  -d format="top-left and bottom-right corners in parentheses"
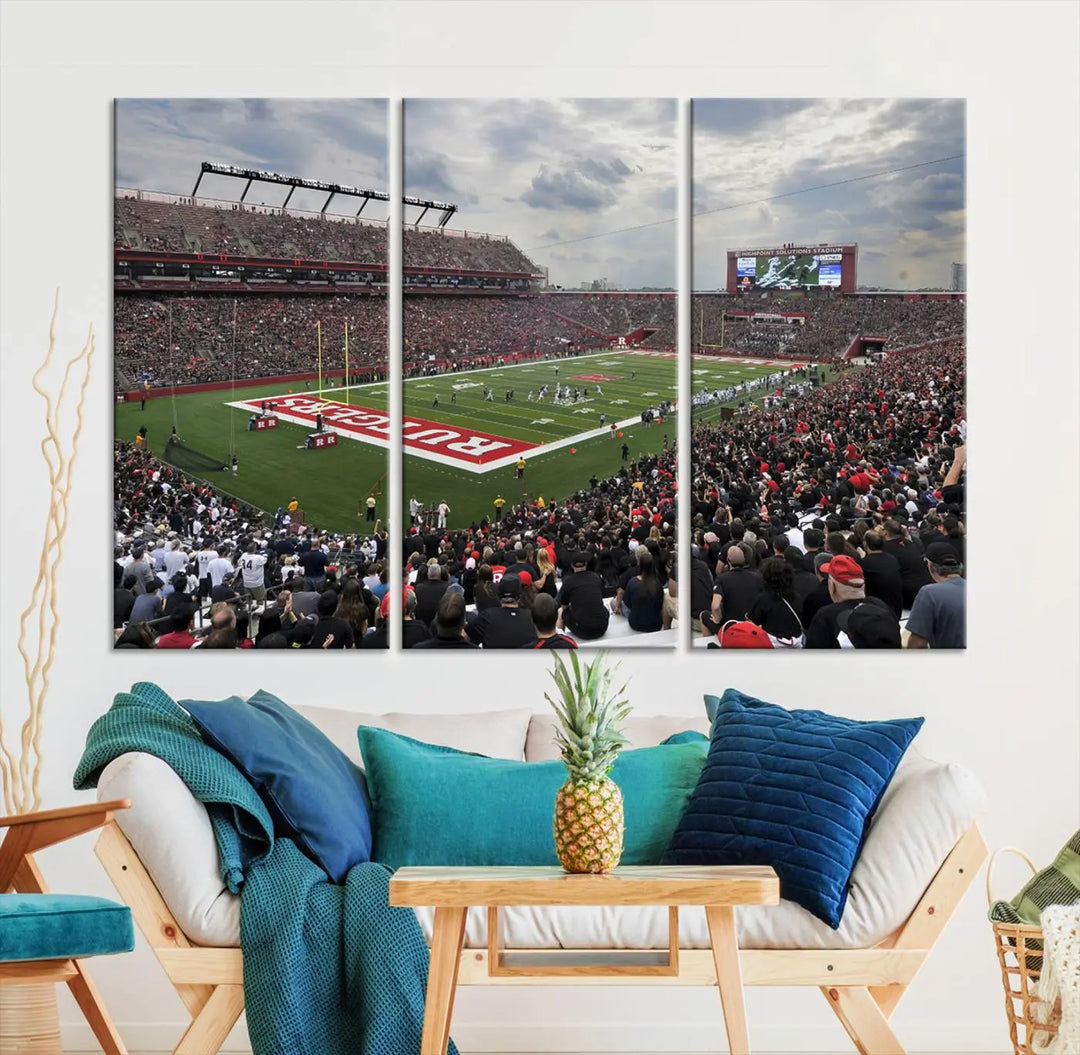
top-left (525, 713), bottom-right (712, 762)
top-left (293, 705), bottom-right (534, 767)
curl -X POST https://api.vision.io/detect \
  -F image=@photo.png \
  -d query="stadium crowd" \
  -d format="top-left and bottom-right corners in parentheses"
top-left (399, 445), bottom-right (679, 648)
top-left (116, 197), bottom-right (538, 273)
top-left (403, 226), bottom-right (536, 273)
top-left (688, 339), bottom-right (966, 648)
top-left (404, 297), bottom-right (588, 360)
top-left (116, 292), bottom-right (676, 390)
top-left (114, 294), bottom-right (388, 387)
top-left (116, 198), bottom-right (387, 262)
top-left (693, 293), bottom-right (965, 358)
top-left (542, 294), bottom-right (676, 344)
top-left (113, 442), bottom-right (392, 650)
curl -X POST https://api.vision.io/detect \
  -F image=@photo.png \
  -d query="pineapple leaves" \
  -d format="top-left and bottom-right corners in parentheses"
top-left (548, 651), bottom-right (629, 776)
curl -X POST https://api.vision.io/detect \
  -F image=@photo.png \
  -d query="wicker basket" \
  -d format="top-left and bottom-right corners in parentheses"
top-left (988, 846), bottom-right (1062, 1055)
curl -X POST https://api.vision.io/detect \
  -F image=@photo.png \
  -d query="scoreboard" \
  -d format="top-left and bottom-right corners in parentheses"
top-left (726, 244), bottom-right (858, 293)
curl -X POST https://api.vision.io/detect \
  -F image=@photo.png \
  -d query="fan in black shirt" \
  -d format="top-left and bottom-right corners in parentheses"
top-left (412, 591), bottom-right (478, 649)
top-left (413, 563), bottom-right (449, 627)
top-left (556, 554), bottom-right (609, 640)
top-left (308, 590), bottom-right (355, 650)
top-left (522, 594), bottom-right (578, 649)
top-left (466, 575), bottom-right (536, 648)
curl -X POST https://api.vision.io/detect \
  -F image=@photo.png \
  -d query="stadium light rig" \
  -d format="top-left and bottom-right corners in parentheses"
top-left (192, 162), bottom-right (458, 225)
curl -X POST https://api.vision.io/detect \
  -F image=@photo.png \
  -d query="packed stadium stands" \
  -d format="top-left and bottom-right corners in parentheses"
top-left (113, 442), bottom-right (390, 650)
top-left (403, 225), bottom-right (536, 273)
top-left (115, 293), bottom-right (673, 389)
top-left (405, 297), bottom-right (593, 361)
top-left (688, 339), bottom-right (966, 648)
top-left (116, 196), bottom-right (537, 272)
top-left (116, 197), bottom-right (387, 262)
top-left (114, 294), bottom-right (388, 387)
top-left (693, 293), bottom-right (965, 358)
top-left (402, 442), bottom-right (679, 649)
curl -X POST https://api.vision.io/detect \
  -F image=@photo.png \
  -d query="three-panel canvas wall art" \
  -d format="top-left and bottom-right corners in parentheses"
top-left (112, 98), bottom-right (966, 652)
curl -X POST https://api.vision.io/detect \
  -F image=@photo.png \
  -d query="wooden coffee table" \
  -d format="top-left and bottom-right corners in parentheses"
top-left (390, 864), bottom-right (780, 1055)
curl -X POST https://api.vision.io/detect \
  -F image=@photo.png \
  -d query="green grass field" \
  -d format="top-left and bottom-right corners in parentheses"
top-left (115, 379), bottom-right (390, 535)
top-left (115, 352), bottom-right (794, 534)
top-left (400, 350), bottom-right (675, 526)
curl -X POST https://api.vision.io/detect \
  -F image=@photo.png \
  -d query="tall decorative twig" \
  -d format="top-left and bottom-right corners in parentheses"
top-left (0, 291), bottom-right (94, 814)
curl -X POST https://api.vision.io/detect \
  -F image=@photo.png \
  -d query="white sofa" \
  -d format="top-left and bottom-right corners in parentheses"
top-left (97, 704), bottom-right (987, 956)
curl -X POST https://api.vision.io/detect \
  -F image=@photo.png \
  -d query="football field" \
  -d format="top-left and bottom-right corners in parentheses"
top-left (115, 351), bottom-right (802, 533)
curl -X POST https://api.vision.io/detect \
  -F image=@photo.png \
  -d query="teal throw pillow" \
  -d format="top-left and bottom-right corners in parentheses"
top-left (661, 730), bottom-right (710, 746)
top-left (358, 727), bottom-right (707, 870)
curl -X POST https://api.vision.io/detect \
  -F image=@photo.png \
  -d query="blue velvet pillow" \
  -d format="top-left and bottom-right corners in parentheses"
top-left (663, 689), bottom-right (923, 928)
top-left (182, 690), bottom-right (371, 882)
top-left (358, 728), bottom-right (708, 871)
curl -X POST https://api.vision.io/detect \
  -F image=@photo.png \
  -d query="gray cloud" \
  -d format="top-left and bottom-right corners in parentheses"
top-left (405, 150), bottom-right (478, 205)
top-left (116, 98), bottom-right (389, 218)
top-left (693, 98), bottom-right (965, 289)
top-left (693, 98), bottom-right (816, 137)
top-left (521, 163), bottom-right (618, 211)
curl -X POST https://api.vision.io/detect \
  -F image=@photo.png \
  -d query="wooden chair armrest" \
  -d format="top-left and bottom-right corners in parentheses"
top-left (0, 799), bottom-right (130, 829)
top-left (1, 800), bottom-right (130, 890)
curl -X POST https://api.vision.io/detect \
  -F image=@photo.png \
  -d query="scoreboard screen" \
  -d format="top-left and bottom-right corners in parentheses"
top-left (736, 252), bottom-right (843, 290)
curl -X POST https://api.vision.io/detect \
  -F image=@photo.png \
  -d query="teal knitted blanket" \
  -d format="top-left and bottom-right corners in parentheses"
top-left (74, 681), bottom-right (457, 1055)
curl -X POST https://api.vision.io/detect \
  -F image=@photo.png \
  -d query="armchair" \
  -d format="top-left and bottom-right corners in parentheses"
top-left (0, 799), bottom-right (134, 1055)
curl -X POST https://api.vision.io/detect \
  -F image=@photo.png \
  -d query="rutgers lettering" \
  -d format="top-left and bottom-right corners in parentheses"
top-left (233, 395), bottom-right (533, 468)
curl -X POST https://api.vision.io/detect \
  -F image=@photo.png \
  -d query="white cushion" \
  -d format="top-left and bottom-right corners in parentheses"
top-left (294, 705), bottom-right (533, 767)
top-left (525, 712), bottom-right (711, 762)
top-left (96, 732), bottom-right (986, 952)
top-left (97, 752), bottom-right (240, 947)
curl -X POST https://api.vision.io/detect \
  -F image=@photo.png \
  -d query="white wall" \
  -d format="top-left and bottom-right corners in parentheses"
top-left (1, 3), bottom-right (1078, 1052)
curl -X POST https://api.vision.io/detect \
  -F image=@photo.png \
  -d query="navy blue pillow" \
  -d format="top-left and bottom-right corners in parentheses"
top-left (663, 689), bottom-right (923, 928)
top-left (182, 690), bottom-right (371, 882)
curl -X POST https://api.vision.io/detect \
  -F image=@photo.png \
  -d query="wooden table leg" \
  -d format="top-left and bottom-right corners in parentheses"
top-left (705, 906), bottom-right (751, 1055)
top-left (422, 906), bottom-right (468, 1055)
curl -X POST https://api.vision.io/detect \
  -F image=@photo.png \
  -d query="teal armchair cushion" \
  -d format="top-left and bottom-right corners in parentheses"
top-left (358, 727), bottom-right (708, 870)
top-left (0, 894), bottom-right (134, 962)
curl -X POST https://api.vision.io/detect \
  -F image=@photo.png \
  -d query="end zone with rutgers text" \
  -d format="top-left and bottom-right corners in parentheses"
top-left (227, 391), bottom-right (653, 474)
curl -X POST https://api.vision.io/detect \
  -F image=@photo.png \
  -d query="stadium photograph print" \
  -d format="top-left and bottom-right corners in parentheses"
top-left (113, 98), bottom-right (392, 651)
top-left (690, 98), bottom-right (966, 651)
top-left (402, 98), bottom-right (678, 651)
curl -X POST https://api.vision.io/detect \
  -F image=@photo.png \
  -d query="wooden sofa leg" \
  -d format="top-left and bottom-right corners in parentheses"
top-left (822, 985), bottom-right (906, 1055)
top-left (67, 961), bottom-right (128, 1055)
top-left (173, 983), bottom-right (244, 1055)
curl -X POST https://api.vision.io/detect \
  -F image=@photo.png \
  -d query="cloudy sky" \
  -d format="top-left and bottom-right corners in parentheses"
top-left (115, 99), bottom-right (389, 218)
top-left (405, 99), bottom-right (677, 289)
top-left (693, 99), bottom-right (965, 290)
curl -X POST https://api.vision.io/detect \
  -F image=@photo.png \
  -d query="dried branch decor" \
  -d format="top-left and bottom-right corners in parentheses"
top-left (0, 292), bottom-right (94, 814)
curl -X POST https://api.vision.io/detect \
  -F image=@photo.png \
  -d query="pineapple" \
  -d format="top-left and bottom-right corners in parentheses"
top-left (546, 651), bottom-right (632, 874)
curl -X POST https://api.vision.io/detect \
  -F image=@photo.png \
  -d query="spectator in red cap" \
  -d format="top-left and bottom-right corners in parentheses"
top-left (714, 620), bottom-right (773, 649)
top-left (805, 554), bottom-right (897, 648)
